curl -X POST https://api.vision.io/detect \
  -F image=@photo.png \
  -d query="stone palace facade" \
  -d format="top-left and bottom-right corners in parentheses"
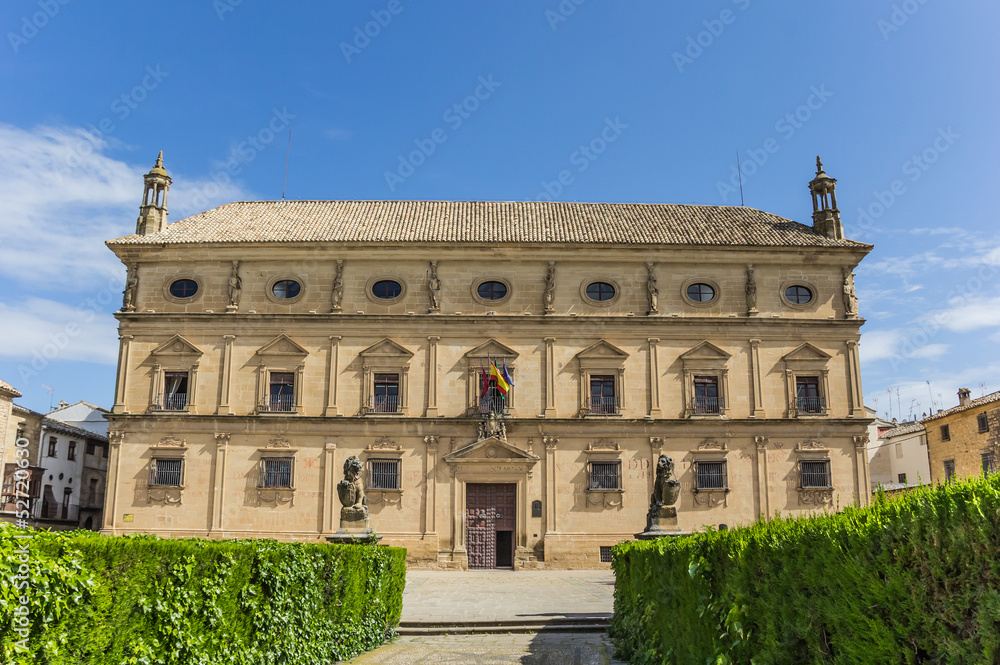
top-left (102, 154), bottom-right (872, 568)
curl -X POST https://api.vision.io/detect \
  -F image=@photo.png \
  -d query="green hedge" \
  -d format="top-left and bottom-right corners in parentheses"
top-left (0, 528), bottom-right (406, 664)
top-left (610, 475), bottom-right (1000, 665)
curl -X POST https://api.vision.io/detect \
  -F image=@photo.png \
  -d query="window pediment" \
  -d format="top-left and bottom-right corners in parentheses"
top-left (360, 337), bottom-right (414, 361)
top-left (465, 338), bottom-right (518, 362)
top-left (576, 340), bottom-right (629, 362)
top-left (151, 335), bottom-right (204, 358)
top-left (782, 343), bottom-right (831, 363)
top-left (680, 341), bottom-right (731, 366)
top-left (256, 334), bottom-right (309, 357)
top-left (444, 437), bottom-right (539, 464)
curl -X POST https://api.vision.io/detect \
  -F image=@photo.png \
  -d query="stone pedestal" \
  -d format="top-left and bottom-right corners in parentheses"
top-left (636, 505), bottom-right (681, 540)
top-left (327, 506), bottom-right (380, 544)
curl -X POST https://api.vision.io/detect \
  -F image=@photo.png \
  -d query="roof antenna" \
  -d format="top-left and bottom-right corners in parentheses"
top-left (281, 131), bottom-right (291, 201)
top-left (736, 150), bottom-right (745, 206)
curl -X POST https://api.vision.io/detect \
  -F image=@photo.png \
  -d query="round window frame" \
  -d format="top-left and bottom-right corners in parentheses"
top-left (779, 280), bottom-right (819, 311)
top-left (471, 277), bottom-right (512, 306)
top-left (162, 275), bottom-right (203, 304)
top-left (265, 276), bottom-right (306, 304)
top-left (680, 278), bottom-right (720, 308)
top-left (579, 278), bottom-right (621, 307)
top-left (365, 275), bottom-right (408, 305)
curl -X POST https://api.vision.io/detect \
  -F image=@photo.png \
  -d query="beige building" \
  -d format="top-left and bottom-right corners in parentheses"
top-left (923, 388), bottom-right (1000, 484)
top-left (868, 420), bottom-right (930, 490)
top-left (102, 154), bottom-right (872, 569)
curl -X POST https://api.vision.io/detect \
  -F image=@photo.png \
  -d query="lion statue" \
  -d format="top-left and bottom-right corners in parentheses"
top-left (337, 456), bottom-right (366, 509)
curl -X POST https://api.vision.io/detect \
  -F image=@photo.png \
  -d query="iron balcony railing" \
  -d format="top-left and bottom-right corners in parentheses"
top-left (367, 395), bottom-right (401, 414)
top-left (796, 396), bottom-right (827, 414)
top-left (692, 396), bottom-right (725, 415)
top-left (475, 395), bottom-right (509, 415)
top-left (261, 394), bottom-right (295, 413)
top-left (588, 396), bottom-right (621, 415)
top-left (157, 392), bottom-right (188, 411)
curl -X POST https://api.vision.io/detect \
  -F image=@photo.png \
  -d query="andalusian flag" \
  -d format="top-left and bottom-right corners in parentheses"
top-left (489, 361), bottom-right (511, 396)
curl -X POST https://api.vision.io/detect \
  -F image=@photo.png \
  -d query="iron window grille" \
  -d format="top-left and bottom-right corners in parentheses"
top-left (599, 546), bottom-right (613, 563)
top-left (943, 459), bottom-right (956, 481)
top-left (800, 460), bottom-right (832, 489)
top-left (898, 473), bottom-right (907, 484)
top-left (695, 461), bottom-right (728, 491)
top-left (589, 461), bottom-right (622, 491)
top-left (367, 458), bottom-right (401, 490)
top-left (149, 458), bottom-right (183, 487)
top-left (260, 457), bottom-right (293, 488)
top-left (982, 453), bottom-right (996, 477)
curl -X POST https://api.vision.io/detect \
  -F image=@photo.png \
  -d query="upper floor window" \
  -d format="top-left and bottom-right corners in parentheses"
top-left (272, 279), bottom-right (301, 299)
top-left (67, 441), bottom-right (77, 461)
top-left (800, 460), bottom-right (832, 488)
top-left (372, 280), bottom-right (402, 300)
top-left (943, 459), bottom-right (955, 482)
top-left (795, 376), bottom-right (826, 414)
top-left (371, 373), bottom-right (401, 413)
top-left (983, 452), bottom-right (996, 477)
top-left (477, 281), bottom-right (508, 301)
top-left (169, 279), bottom-right (198, 298)
top-left (588, 460), bottom-right (622, 491)
top-left (47, 436), bottom-right (57, 457)
top-left (149, 458), bottom-right (183, 487)
top-left (589, 375), bottom-right (619, 415)
top-left (785, 285), bottom-right (813, 305)
top-left (693, 376), bottom-right (723, 414)
top-left (940, 425), bottom-right (951, 441)
top-left (477, 367), bottom-right (512, 415)
top-left (268, 372), bottom-right (295, 412)
top-left (686, 283), bottom-right (716, 303)
top-left (161, 371), bottom-right (189, 411)
top-left (978, 413), bottom-right (989, 433)
top-left (260, 457), bottom-right (293, 489)
top-left (585, 282), bottom-right (616, 302)
top-left (367, 458), bottom-right (401, 490)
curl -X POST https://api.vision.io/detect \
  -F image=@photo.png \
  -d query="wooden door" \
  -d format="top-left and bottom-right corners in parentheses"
top-left (466, 483), bottom-right (516, 569)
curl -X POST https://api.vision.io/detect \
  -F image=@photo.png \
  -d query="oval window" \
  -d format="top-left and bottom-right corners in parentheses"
top-left (477, 281), bottom-right (508, 300)
top-left (586, 282), bottom-right (616, 301)
top-left (785, 285), bottom-right (813, 304)
top-left (272, 280), bottom-right (301, 299)
top-left (686, 283), bottom-right (716, 302)
top-left (372, 280), bottom-right (403, 300)
top-left (169, 279), bottom-right (198, 298)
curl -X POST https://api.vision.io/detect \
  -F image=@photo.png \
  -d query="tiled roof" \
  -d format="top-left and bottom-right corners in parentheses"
top-left (882, 422), bottom-right (926, 439)
top-left (922, 391), bottom-right (1000, 423)
top-left (41, 417), bottom-right (108, 442)
top-left (107, 200), bottom-right (871, 248)
top-left (0, 379), bottom-right (21, 397)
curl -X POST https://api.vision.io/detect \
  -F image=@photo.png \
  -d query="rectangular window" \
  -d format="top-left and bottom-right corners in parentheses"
top-left (589, 376), bottom-right (618, 415)
top-left (695, 461), bottom-right (728, 490)
top-left (978, 413), bottom-right (989, 433)
top-left (693, 376), bottom-right (723, 414)
top-left (367, 458), bottom-right (401, 490)
top-left (260, 457), bottom-right (293, 488)
top-left (88, 478), bottom-right (99, 506)
top-left (67, 441), bottom-right (77, 461)
top-left (47, 436), bottom-right (57, 457)
top-left (940, 425), bottom-right (951, 441)
top-left (162, 371), bottom-right (189, 410)
top-left (372, 373), bottom-right (401, 413)
top-left (86, 441), bottom-right (97, 456)
top-left (589, 461), bottom-right (622, 490)
top-left (943, 459), bottom-right (955, 482)
top-left (477, 369), bottom-right (512, 415)
top-left (599, 546), bottom-right (613, 563)
top-left (982, 453), bottom-right (996, 477)
top-left (149, 458), bottom-right (183, 487)
top-left (898, 473), bottom-right (907, 484)
top-left (268, 372), bottom-right (295, 412)
top-left (800, 460), bottom-right (832, 488)
top-left (795, 377), bottom-right (825, 414)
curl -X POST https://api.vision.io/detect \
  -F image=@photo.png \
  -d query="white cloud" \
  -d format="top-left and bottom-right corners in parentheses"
top-left (860, 328), bottom-right (950, 366)
top-left (0, 298), bottom-right (120, 370)
top-left (324, 128), bottom-right (353, 141)
top-left (935, 296), bottom-right (1000, 332)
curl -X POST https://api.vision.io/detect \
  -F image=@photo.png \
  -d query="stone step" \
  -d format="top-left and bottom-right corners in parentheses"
top-left (396, 617), bottom-right (610, 635)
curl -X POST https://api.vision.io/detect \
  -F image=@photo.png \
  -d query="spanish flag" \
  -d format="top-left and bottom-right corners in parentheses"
top-left (489, 362), bottom-right (511, 396)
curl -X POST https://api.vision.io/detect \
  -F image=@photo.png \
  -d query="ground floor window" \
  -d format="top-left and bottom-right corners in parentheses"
top-left (588, 460), bottom-right (622, 490)
top-left (150, 458), bottom-right (183, 487)
top-left (367, 458), bottom-right (401, 490)
top-left (800, 460), bottom-right (832, 488)
top-left (260, 457), bottom-right (293, 488)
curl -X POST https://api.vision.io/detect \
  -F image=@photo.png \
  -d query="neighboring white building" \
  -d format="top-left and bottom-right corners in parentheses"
top-left (46, 400), bottom-right (109, 437)
top-left (868, 421), bottom-right (930, 491)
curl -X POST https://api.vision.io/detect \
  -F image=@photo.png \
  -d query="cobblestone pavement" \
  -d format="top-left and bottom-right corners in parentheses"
top-left (400, 570), bottom-right (616, 623)
top-left (343, 633), bottom-right (626, 664)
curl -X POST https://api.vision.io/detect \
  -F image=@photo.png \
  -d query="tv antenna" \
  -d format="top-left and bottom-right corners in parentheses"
top-left (41, 384), bottom-right (55, 411)
top-left (736, 150), bottom-right (745, 206)
top-left (281, 131), bottom-right (291, 201)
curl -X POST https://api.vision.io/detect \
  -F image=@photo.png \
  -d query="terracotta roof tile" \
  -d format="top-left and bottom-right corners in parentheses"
top-left (922, 391), bottom-right (1000, 423)
top-left (0, 379), bottom-right (21, 397)
top-left (882, 422), bottom-right (926, 439)
top-left (107, 200), bottom-right (871, 248)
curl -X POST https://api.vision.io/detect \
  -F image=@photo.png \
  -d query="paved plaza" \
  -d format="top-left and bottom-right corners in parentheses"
top-left (344, 633), bottom-right (625, 665)
top-left (400, 570), bottom-right (616, 623)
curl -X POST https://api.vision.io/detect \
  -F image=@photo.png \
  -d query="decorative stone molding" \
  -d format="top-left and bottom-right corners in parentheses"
top-left (697, 438), bottom-right (727, 451)
top-left (368, 436), bottom-right (402, 451)
top-left (796, 440), bottom-right (828, 452)
top-left (543, 436), bottom-right (559, 450)
top-left (693, 490), bottom-right (727, 507)
top-left (154, 435), bottom-right (186, 448)
top-left (147, 487), bottom-right (182, 504)
top-left (587, 439), bottom-right (620, 451)
top-left (367, 490), bottom-right (403, 506)
top-left (679, 341), bottom-right (731, 418)
top-left (853, 433), bottom-right (870, 449)
top-left (649, 436), bottom-right (663, 452)
top-left (214, 433), bottom-right (231, 447)
top-left (108, 430), bottom-right (125, 446)
top-left (257, 487), bottom-right (295, 506)
top-left (798, 488), bottom-right (834, 506)
top-left (424, 435), bottom-right (439, 451)
top-left (586, 490), bottom-right (624, 509)
top-left (267, 436), bottom-right (291, 448)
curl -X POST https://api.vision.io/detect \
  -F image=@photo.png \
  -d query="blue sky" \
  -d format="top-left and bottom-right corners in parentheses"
top-left (1, 1), bottom-right (998, 421)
